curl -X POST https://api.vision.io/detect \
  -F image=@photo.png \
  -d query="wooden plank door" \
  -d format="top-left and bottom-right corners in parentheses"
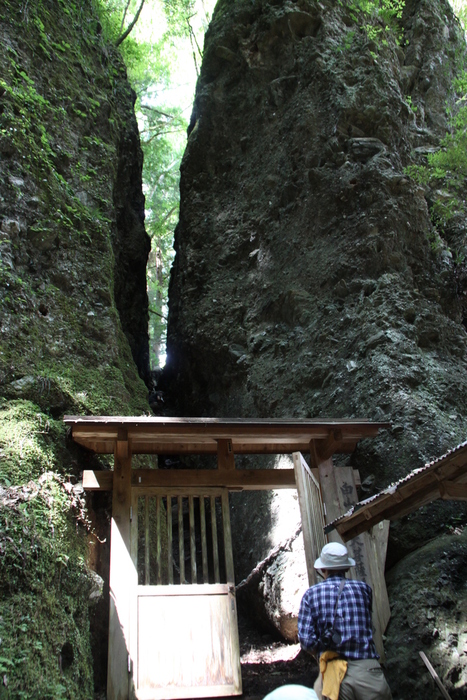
top-left (293, 451), bottom-right (328, 586)
top-left (129, 488), bottom-right (242, 700)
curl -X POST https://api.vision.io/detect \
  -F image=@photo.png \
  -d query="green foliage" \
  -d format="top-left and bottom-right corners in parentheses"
top-left (406, 78), bottom-right (467, 232)
top-left (337, 0), bottom-right (405, 48)
top-left (93, 0), bottom-right (214, 365)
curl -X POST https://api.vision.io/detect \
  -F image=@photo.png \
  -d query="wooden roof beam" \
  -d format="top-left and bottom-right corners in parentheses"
top-left (439, 481), bottom-right (467, 501)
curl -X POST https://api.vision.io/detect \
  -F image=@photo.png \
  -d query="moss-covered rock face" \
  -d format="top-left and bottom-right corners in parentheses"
top-left (0, 475), bottom-right (94, 699)
top-left (0, 0), bottom-right (151, 695)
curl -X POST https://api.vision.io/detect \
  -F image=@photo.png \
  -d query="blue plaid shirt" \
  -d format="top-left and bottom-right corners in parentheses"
top-left (298, 574), bottom-right (378, 660)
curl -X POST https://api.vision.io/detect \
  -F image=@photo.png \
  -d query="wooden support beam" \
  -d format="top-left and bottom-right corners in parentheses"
top-left (316, 429), bottom-right (343, 461)
top-left (439, 481), bottom-right (467, 501)
top-left (83, 470), bottom-right (114, 490)
top-left (131, 468), bottom-right (297, 490)
top-left (217, 439), bottom-right (235, 471)
top-left (108, 436), bottom-right (134, 700)
top-left (419, 652), bottom-right (453, 700)
top-left (82, 467), bottom-right (361, 492)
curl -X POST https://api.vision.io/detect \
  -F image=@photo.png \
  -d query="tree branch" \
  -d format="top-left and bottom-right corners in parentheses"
top-left (116, 0), bottom-right (146, 47)
top-left (149, 307), bottom-right (166, 320)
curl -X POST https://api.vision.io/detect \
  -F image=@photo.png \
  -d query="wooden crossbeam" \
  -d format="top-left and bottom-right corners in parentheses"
top-left (439, 481), bottom-right (467, 501)
top-left (316, 429), bottom-right (344, 461)
top-left (82, 467), bottom-right (361, 492)
top-left (65, 416), bottom-right (389, 455)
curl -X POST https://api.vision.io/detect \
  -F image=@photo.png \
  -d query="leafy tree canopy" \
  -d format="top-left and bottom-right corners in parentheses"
top-left (94, 0), bottom-right (213, 367)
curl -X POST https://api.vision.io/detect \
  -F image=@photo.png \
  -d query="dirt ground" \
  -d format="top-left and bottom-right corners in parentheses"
top-left (238, 613), bottom-right (318, 700)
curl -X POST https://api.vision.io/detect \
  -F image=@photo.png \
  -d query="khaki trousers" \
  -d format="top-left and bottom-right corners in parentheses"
top-left (314, 658), bottom-right (392, 700)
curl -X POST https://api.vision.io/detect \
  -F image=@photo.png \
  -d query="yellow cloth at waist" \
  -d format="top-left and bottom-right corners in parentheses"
top-left (319, 650), bottom-right (348, 700)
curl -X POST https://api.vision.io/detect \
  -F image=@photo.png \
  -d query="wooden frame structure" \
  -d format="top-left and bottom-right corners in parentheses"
top-left (325, 440), bottom-right (467, 542)
top-left (64, 415), bottom-right (390, 700)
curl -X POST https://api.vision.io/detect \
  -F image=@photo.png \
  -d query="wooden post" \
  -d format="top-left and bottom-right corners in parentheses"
top-left (317, 457), bottom-right (389, 660)
top-left (108, 431), bottom-right (135, 700)
top-left (217, 439), bottom-right (235, 472)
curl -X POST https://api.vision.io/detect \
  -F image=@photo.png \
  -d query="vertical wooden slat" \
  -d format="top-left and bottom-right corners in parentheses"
top-left (108, 435), bottom-right (134, 700)
top-left (293, 452), bottom-right (315, 583)
top-left (144, 496), bottom-right (150, 586)
top-left (200, 496), bottom-right (209, 583)
top-left (221, 490), bottom-right (235, 583)
top-left (129, 489), bottom-right (139, 697)
top-left (178, 496), bottom-right (185, 584)
top-left (189, 495), bottom-right (197, 584)
top-left (293, 451), bottom-right (327, 587)
top-left (156, 494), bottom-right (162, 585)
top-left (167, 495), bottom-right (173, 585)
top-left (211, 495), bottom-right (220, 583)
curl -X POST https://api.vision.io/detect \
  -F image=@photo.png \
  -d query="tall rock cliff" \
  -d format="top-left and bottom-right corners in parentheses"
top-left (0, 1), bottom-right (150, 696)
top-left (166, 0), bottom-right (467, 696)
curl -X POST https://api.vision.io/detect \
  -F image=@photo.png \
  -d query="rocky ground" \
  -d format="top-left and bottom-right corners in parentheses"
top-left (238, 612), bottom-right (315, 699)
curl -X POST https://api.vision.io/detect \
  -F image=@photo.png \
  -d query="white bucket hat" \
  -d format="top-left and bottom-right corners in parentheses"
top-left (314, 542), bottom-right (355, 570)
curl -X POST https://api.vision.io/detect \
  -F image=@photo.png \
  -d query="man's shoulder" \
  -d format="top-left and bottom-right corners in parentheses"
top-left (302, 580), bottom-right (328, 599)
top-left (346, 578), bottom-right (372, 594)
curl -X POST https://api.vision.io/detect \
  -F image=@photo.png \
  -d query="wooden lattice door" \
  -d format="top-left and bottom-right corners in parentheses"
top-left (129, 487), bottom-right (242, 700)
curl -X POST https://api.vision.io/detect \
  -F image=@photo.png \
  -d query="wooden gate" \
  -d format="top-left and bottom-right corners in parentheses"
top-left (293, 452), bottom-right (390, 660)
top-left (129, 487), bottom-right (242, 699)
top-left (293, 451), bottom-right (328, 586)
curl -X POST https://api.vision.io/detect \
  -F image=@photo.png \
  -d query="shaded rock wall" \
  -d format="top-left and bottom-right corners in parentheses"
top-left (167, 0), bottom-right (467, 558)
top-left (166, 0), bottom-right (467, 695)
top-left (0, 1), bottom-right (151, 696)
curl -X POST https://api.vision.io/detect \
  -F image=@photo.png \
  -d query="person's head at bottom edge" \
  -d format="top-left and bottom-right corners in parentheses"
top-left (263, 684), bottom-right (319, 700)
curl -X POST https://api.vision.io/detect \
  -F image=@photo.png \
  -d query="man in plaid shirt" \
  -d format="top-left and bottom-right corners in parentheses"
top-left (298, 543), bottom-right (392, 700)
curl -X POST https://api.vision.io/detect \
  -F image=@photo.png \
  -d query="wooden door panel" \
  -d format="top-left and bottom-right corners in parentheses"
top-left (293, 451), bottom-right (328, 586)
top-left (136, 585), bottom-right (240, 699)
top-left (130, 488), bottom-right (242, 699)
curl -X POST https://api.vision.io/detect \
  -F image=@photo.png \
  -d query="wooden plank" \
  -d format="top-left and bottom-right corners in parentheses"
top-left (189, 495), bottom-right (197, 584)
top-left (200, 497), bottom-right (209, 584)
top-left (319, 460), bottom-right (388, 661)
top-left (211, 495), bottom-right (220, 584)
top-left (334, 459), bottom-right (467, 540)
top-left (83, 467), bottom-right (361, 492)
top-left (293, 451), bottom-right (326, 586)
top-left (144, 497), bottom-right (150, 586)
top-left (366, 521), bottom-right (391, 634)
top-left (316, 429), bottom-right (344, 461)
top-left (108, 438), bottom-right (134, 700)
top-left (135, 585), bottom-right (242, 698)
top-left (218, 439), bottom-right (235, 470)
top-left (167, 495), bottom-right (173, 585)
top-left (156, 495), bottom-right (162, 585)
top-left (439, 481), bottom-right (467, 500)
top-left (65, 415), bottom-right (390, 455)
top-left (178, 496), bottom-right (185, 584)
top-left (419, 652), bottom-right (453, 700)
top-left (130, 489), bottom-right (139, 700)
top-left (132, 468), bottom-right (297, 490)
top-left (221, 490), bottom-right (235, 584)
top-left (83, 470), bottom-right (113, 490)
top-left (126, 440), bottom-right (360, 456)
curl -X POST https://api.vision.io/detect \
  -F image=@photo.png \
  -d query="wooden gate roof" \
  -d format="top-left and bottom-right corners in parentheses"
top-left (63, 415), bottom-right (389, 456)
top-left (325, 440), bottom-right (467, 541)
